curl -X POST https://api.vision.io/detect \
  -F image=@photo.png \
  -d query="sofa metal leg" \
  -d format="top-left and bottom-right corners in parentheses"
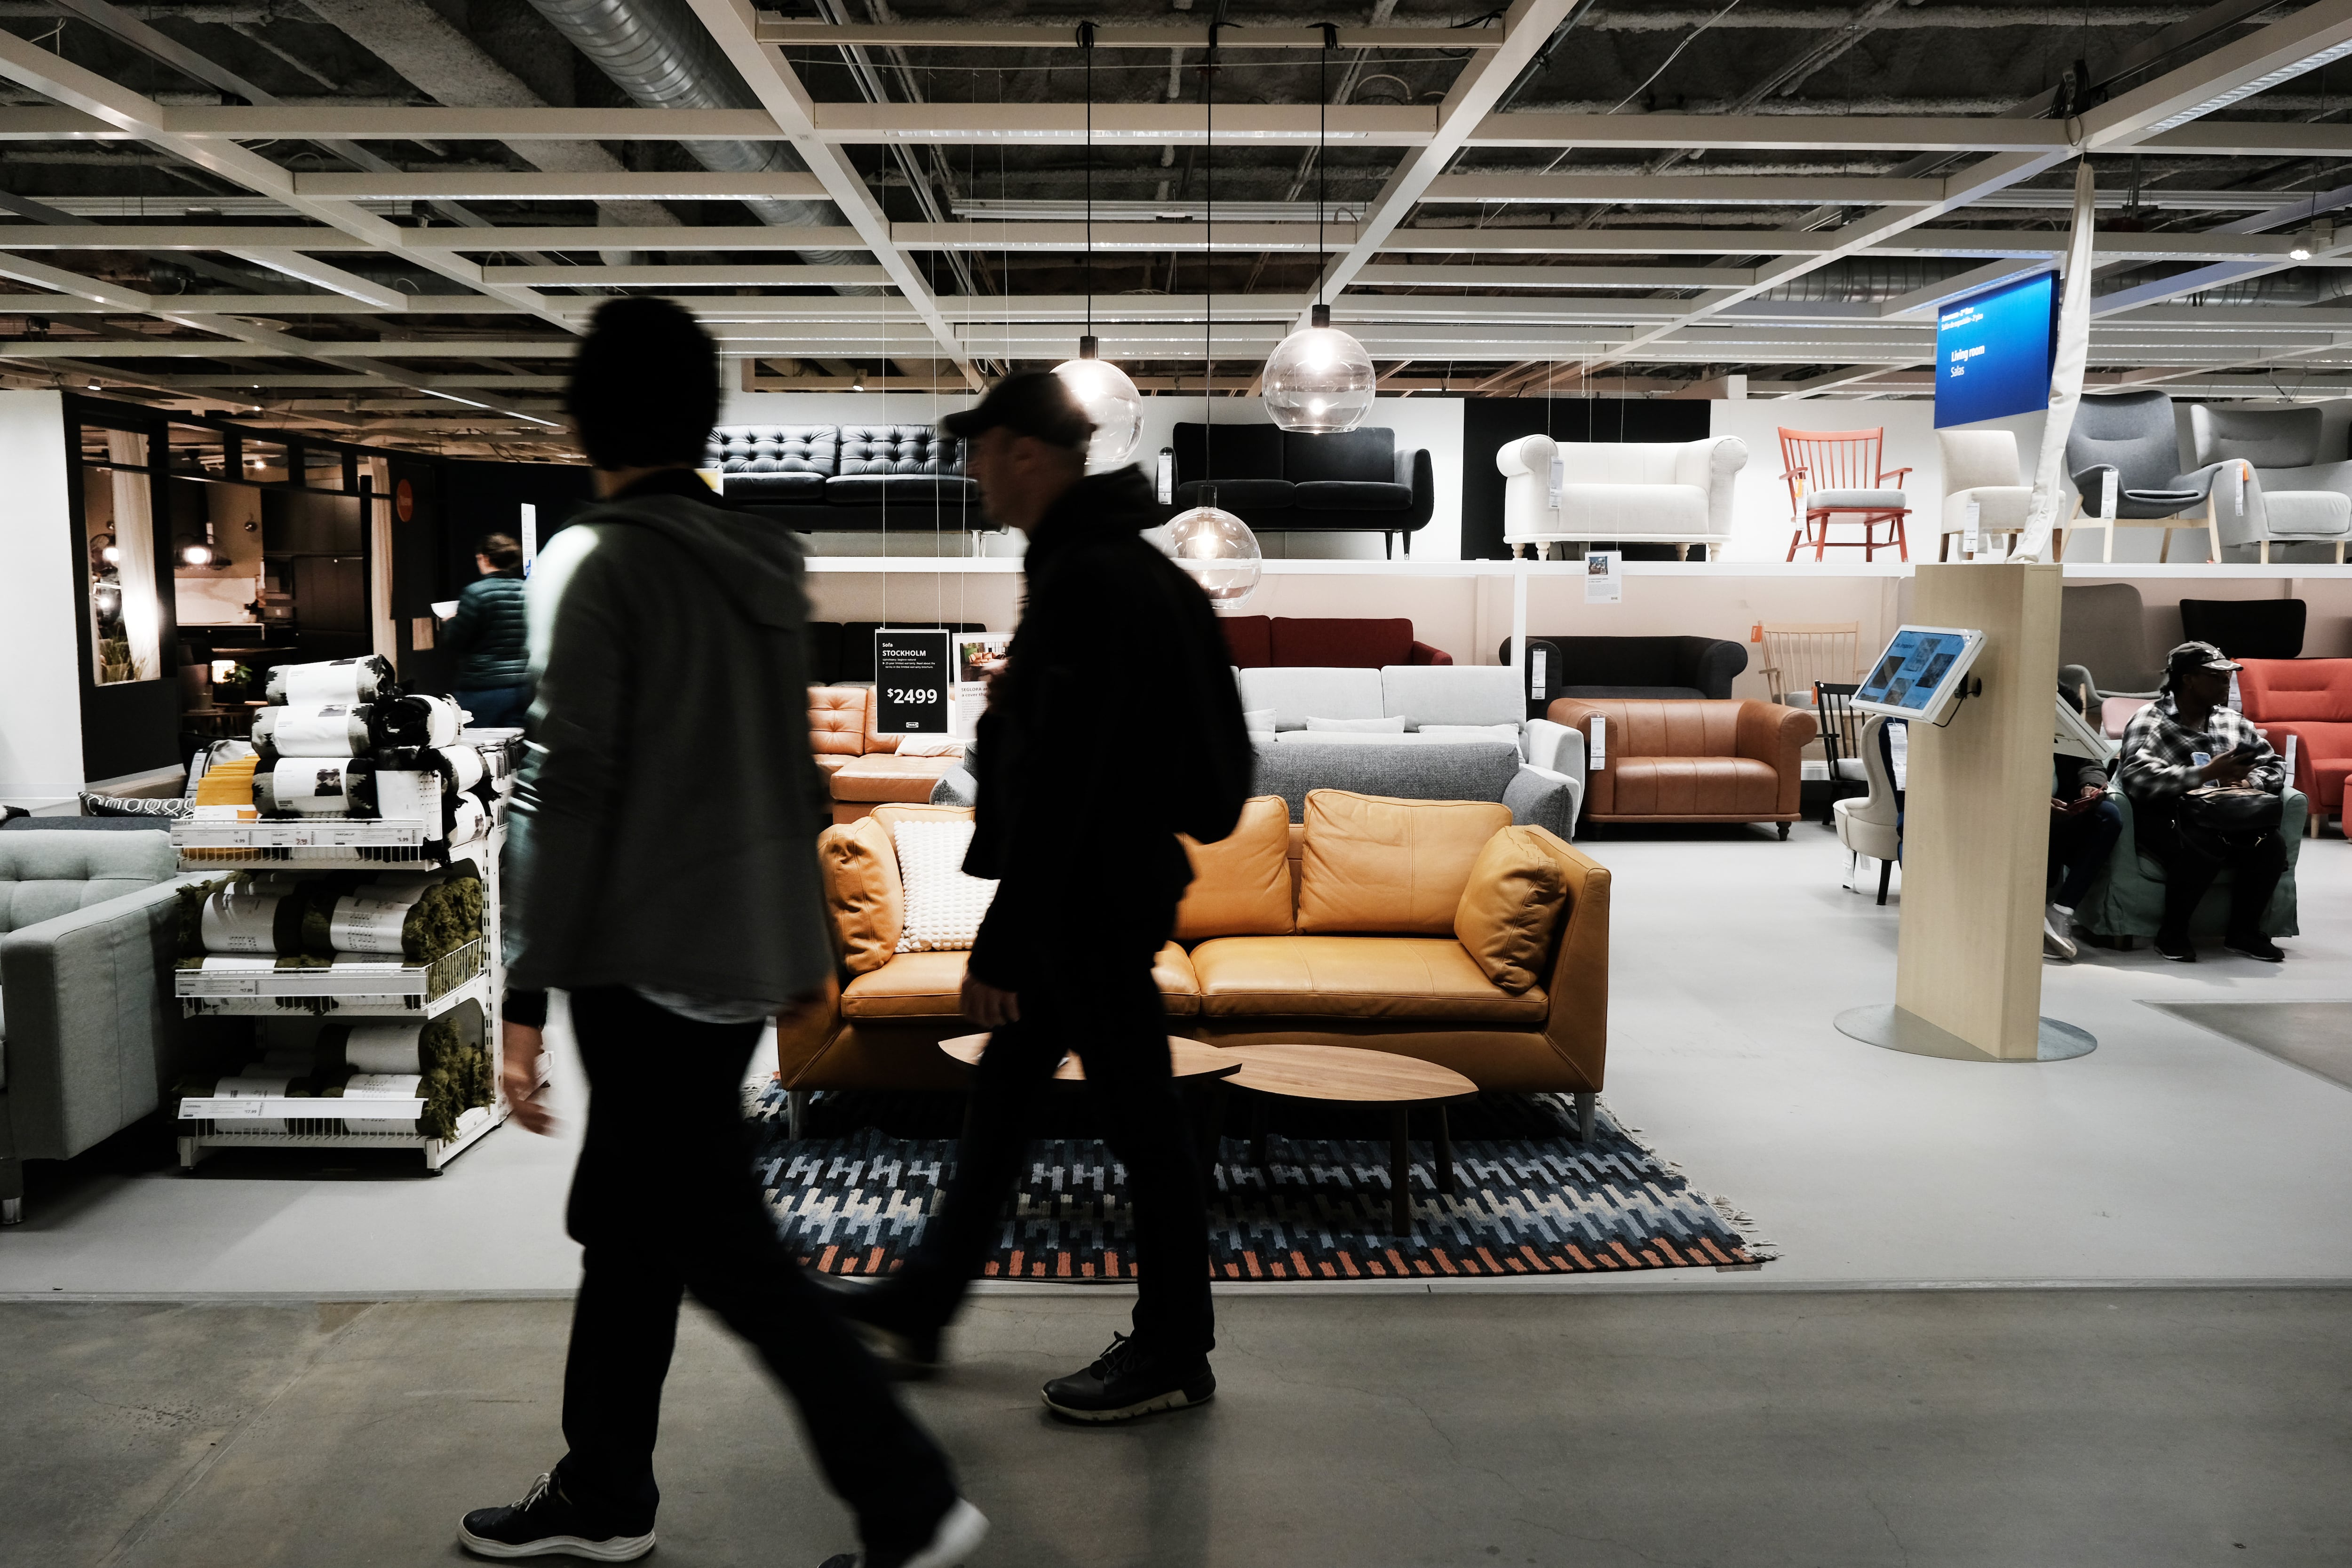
top-left (1433, 1103), bottom-right (1456, 1196)
top-left (787, 1089), bottom-right (810, 1140)
top-left (1876, 858), bottom-right (1893, 906)
top-left (1388, 1105), bottom-right (1412, 1236)
top-left (1572, 1091), bottom-right (1597, 1144)
top-left (1844, 849), bottom-right (1858, 891)
top-left (1384, 532), bottom-right (1394, 559)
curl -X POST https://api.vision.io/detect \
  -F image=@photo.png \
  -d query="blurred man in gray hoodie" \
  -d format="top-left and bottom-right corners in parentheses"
top-left (462, 299), bottom-right (983, 1568)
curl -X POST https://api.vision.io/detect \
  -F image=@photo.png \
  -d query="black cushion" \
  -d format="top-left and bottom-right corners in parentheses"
top-left (826, 474), bottom-right (981, 508)
top-left (1557, 684), bottom-right (1710, 701)
top-left (838, 424), bottom-right (962, 476)
top-left (806, 621), bottom-right (847, 685)
top-left (1294, 480), bottom-right (1412, 511)
top-left (1282, 428), bottom-right (1395, 484)
top-left (2178, 597), bottom-right (2306, 659)
top-left (723, 470), bottom-right (826, 503)
top-left (1176, 479), bottom-right (1295, 509)
top-left (1174, 422), bottom-right (1284, 484)
top-left (707, 424), bottom-right (838, 476)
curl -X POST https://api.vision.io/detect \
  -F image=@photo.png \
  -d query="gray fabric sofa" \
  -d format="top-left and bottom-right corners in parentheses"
top-left (0, 830), bottom-right (187, 1221)
top-left (1248, 737), bottom-right (1580, 842)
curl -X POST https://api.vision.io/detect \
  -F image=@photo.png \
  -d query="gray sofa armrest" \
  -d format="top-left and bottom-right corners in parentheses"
top-left (0, 878), bottom-right (189, 1161)
top-left (1504, 764), bottom-right (1582, 843)
top-left (1522, 718), bottom-right (1587, 806)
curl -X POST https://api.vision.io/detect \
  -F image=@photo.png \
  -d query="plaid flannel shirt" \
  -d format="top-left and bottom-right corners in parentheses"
top-left (2117, 693), bottom-right (2284, 803)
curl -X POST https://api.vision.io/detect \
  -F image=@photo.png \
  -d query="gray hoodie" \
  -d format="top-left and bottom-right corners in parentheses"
top-left (502, 473), bottom-right (833, 1006)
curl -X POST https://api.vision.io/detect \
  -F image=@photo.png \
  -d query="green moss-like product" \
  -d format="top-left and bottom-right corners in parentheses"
top-left (300, 870), bottom-right (485, 962)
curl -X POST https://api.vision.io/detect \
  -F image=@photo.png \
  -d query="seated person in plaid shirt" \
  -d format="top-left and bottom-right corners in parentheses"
top-left (2116, 640), bottom-right (2289, 964)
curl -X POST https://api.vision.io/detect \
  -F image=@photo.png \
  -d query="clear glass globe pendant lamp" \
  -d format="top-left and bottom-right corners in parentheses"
top-left (1161, 45), bottom-right (1261, 612)
top-left (1263, 31), bottom-right (1374, 435)
top-left (1050, 25), bottom-right (1144, 470)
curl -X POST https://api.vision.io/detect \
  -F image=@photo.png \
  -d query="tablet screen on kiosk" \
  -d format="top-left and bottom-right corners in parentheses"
top-left (1852, 625), bottom-right (1987, 725)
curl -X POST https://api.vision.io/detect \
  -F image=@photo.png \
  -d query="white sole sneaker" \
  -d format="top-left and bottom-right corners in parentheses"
top-left (458, 1525), bottom-right (656, 1562)
top-left (1042, 1381), bottom-right (1215, 1423)
top-left (2042, 913), bottom-right (2077, 961)
top-left (902, 1498), bottom-right (990, 1568)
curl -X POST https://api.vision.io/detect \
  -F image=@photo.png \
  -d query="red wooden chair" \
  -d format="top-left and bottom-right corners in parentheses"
top-left (1779, 427), bottom-right (1912, 561)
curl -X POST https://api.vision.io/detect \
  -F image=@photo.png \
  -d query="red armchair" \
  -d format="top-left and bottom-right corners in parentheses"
top-left (1221, 616), bottom-right (1453, 668)
top-left (2238, 658), bottom-right (2352, 836)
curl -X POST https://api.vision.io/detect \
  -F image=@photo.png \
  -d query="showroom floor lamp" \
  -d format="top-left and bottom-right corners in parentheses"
top-left (1836, 563), bottom-right (2095, 1062)
top-left (1050, 22), bottom-right (1144, 471)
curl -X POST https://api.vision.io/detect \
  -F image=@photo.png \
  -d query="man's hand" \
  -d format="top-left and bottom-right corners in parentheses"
top-left (961, 973), bottom-right (1020, 1029)
top-left (2201, 750), bottom-right (2256, 786)
top-left (501, 1020), bottom-right (554, 1135)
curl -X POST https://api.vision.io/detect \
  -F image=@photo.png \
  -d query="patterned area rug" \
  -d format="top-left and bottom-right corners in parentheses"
top-left (748, 1087), bottom-right (1776, 1281)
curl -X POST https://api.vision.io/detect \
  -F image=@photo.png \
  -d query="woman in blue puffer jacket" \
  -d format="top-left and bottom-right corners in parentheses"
top-left (443, 532), bottom-right (532, 729)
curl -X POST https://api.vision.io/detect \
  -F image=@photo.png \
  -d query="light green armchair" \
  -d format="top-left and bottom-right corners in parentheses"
top-left (2072, 788), bottom-right (2305, 946)
top-left (0, 830), bottom-right (186, 1223)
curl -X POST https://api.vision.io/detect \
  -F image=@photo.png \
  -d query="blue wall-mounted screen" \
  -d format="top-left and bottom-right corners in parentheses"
top-left (1934, 270), bottom-right (2057, 429)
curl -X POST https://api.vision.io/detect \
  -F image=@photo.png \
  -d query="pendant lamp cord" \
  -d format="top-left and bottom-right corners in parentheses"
top-left (1080, 21), bottom-right (1095, 342)
top-left (1204, 26), bottom-right (1216, 472)
top-left (1318, 22), bottom-right (1335, 310)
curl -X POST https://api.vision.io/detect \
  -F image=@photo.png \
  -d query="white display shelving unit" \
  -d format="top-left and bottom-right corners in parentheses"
top-left (170, 814), bottom-right (520, 1176)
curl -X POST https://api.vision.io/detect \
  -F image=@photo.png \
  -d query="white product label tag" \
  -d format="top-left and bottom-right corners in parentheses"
top-left (1888, 722), bottom-right (1908, 788)
top-left (2234, 462), bottom-right (2247, 517)
top-left (329, 894), bottom-right (416, 954)
top-left (2101, 469), bottom-right (2117, 520)
top-left (268, 704), bottom-right (361, 757)
top-left (1583, 549), bottom-right (1623, 605)
top-left (2192, 751), bottom-right (2212, 770)
top-left (2227, 671), bottom-right (2242, 712)
top-left (1963, 499), bottom-right (1981, 557)
top-left (372, 769), bottom-right (442, 835)
top-left (1529, 645), bottom-right (1549, 698)
top-left (1589, 714), bottom-right (1607, 771)
top-left (1547, 454), bottom-right (1565, 510)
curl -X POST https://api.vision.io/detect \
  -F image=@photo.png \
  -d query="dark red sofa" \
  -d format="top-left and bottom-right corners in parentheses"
top-left (1220, 617), bottom-right (1453, 668)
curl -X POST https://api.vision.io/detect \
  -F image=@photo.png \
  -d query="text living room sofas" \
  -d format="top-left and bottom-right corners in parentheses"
top-left (0, 830), bottom-right (187, 1222)
top-left (707, 426), bottom-right (981, 531)
top-left (1173, 422), bottom-right (1435, 557)
top-left (784, 796), bottom-right (1610, 1135)
top-left (1547, 698), bottom-right (1817, 836)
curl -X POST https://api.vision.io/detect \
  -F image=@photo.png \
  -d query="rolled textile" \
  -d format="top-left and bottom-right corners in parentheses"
top-left (215, 1070), bottom-right (301, 1132)
top-left (264, 655), bottom-right (395, 705)
top-left (379, 742), bottom-right (486, 797)
top-left (445, 793), bottom-right (487, 847)
top-left (335, 1071), bottom-right (423, 1133)
top-left (373, 694), bottom-right (464, 751)
top-left (343, 1021), bottom-right (425, 1074)
top-left (300, 870), bottom-right (483, 962)
top-left (253, 702), bottom-right (373, 762)
top-left (197, 877), bottom-right (311, 955)
top-left (254, 758), bottom-right (379, 817)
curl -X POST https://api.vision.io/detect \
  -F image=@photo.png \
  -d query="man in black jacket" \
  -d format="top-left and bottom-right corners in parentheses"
top-left (838, 373), bottom-right (1251, 1423)
top-left (461, 299), bottom-right (984, 1568)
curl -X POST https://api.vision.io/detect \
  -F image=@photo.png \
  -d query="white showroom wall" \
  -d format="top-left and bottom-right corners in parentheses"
top-left (720, 388), bottom-right (1466, 560)
top-left (0, 390), bottom-right (85, 804)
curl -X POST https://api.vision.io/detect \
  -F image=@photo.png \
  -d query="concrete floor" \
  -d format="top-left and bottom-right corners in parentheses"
top-left (5, 821), bottom-right (2349, 1294)
top-left (9, 1289), bottom-right (2351, 1568)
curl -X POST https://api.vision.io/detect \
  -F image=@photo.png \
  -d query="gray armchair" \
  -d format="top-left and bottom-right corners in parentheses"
top-left (2065, 388), bottom-right (2258, 561)
top-left (2185, 404), bottom-right (2352, 563)
top-left (0, 831), bottom-right (186, 1222)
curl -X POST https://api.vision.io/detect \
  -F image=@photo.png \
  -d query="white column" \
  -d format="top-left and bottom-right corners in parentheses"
top-left (0, 391), bottom-right (83, 804)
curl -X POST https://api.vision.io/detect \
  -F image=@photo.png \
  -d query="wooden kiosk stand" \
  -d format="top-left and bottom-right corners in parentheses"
top-left (1836, 562), bottom-right (2097, 1062)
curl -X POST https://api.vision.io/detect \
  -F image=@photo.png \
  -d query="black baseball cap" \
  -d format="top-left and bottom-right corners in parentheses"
top-left (2166, 639), bottom-right (2241, 677)
top-left (939, 370), bottom-right (1093, 450)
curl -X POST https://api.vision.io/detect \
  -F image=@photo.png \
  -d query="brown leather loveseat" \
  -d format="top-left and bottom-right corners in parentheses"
top-left (1547, 698), bottom-right (1816, 837)
top-left (807, 685), bottom-right (963, 824)
top-left (782, 792), bottom-right (1611, 1131)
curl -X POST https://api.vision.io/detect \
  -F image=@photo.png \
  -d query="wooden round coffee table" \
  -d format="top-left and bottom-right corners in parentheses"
top-left (1216, 1043), bottom-right (1477, 1237)
top-left (938, 1033), bottom-right (1240, 1082)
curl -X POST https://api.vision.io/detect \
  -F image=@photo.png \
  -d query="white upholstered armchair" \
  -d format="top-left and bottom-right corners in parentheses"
top-left (1498, 434), bottom-right (1748, 558)
top-left (1937, 429), bottom-right (2032, 560)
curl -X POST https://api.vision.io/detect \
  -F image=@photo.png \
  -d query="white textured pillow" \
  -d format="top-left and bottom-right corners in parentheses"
top-left (1305, 714), bottom-right (1408, 733)
top-left (1243, 708), bottom-right (1277, 734)
top-left (1418, 723), bottom-right (1522, 741)
top-left (894, 735), bottom-right (965, 757)
top-left (893, 819), bottom-right (999, 952)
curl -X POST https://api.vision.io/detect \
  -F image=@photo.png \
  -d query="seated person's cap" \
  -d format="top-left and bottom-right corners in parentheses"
top-left (939, 371), bottom-right (1094, 449)
top-left (2166, 639), bottom-right (2241, 675)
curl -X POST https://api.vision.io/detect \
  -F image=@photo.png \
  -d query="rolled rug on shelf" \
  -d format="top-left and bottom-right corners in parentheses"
top-left (264, 655), bottom-right (396, 705)
top-left (214, 1070), bottom-right (302, 1132)
top-left (372, 694), bottom-right (465, 751)
top-left (300, 870), bottom-right (483, 962)
top-left (196, 876), bottom-right (313, 955)
top-left (254, 758), bottom-right (380, 817)
top-left (253, 702), bottom-right (373, 762)
top-left (328, 1071), bottom-right (424, 1134)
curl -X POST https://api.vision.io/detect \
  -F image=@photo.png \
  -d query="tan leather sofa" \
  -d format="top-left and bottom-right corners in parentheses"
top-left (781, 793), bottom-right (1611, 1129)
top-left (1547, 697), bottom-right (1816, 837)
top-left (806, 685), bottom-right (962, 824)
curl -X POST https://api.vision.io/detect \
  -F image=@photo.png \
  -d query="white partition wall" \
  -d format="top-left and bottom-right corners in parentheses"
top-left (0, 390), bottom-right (84, 805)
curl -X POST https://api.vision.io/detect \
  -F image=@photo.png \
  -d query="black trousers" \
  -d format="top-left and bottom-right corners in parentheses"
top-left (2138, 820), bottom-right (2289, 941)
top-left (554, 987), bottom-right (955, 1551)
top-left (893, 926), bottom-right (1216, 1357)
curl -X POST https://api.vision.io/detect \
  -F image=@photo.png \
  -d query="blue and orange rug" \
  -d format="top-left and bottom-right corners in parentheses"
top-left (751, 1088), bottom-right (1775, 1281)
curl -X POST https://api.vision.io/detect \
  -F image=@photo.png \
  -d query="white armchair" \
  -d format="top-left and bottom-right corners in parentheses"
top-left (1937, 429), bottom-right (2032, 560)
top-left (1498, 434), bottom-right (1748, 559)
top-left (1832, 714), bottom-right (1901, 905)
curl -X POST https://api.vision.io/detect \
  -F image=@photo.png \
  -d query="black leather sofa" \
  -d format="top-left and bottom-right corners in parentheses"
top-left (1498, 634), bottom-right (1749, 714)
top-left (1173, 422), bottom-right (1435, 557)
top-left (706, 424), bottom-right (985, 531)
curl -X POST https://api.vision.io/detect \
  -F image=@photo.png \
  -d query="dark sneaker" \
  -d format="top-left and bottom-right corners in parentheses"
top-left (459, 1473), bottom-right (653, 1562)
top-left (2154, 932), bottom-right (2197, 963)
top-left (816, 1275), bottom-right (942, 1378)
top-left (1041, 1332), bottom-right (1215, 1423)
top-left (2225, 933), bottom-right (2285, 962)
top-left (815, 1497), bottom-right (989, 1568)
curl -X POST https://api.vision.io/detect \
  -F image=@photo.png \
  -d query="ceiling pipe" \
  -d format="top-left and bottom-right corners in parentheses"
top-left (518, 0), bottom-right (878, 293)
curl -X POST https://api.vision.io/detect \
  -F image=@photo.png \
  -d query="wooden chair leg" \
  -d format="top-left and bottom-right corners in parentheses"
top-left (1895, 515), bottom-right (1909, 562)
top-left (1939, 531), bottom-right (1951, 562)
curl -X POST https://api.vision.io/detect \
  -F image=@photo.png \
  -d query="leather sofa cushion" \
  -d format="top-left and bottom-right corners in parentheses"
top-left (707, 425), bottom-right (839, 475)
top-left (1609, 756), bottom-right (1780, 817)
top-left (1176, 796), bottom-right (1295, 940)
top-left (1298, 790), bottom-right (1511, 935)
top-left (838, 424), bottom-right (961, 475)
top-left (833, 755), bottom-right (958, 803)
top-left (842, 944), bottom-right (1200, 1019)
top-left (1454, 826), bottom-right (1566, 994)
top-left (826, 474), bottom-right (981, 508)
top-left (1293, 480), bottom-right (1412, 512)
top-left (723, 471), bottom-right (826, 503)
top-left (808, 686), bottom-right (869, 756)
top-left (1175, 421), bottom-right (1284, 482)
top-left (1190, 936), bottom-right (1547, 1022)
top-left (819, 815), bottom-right (902, 972)
top-left (1176, 478), bottom-right (1295, 509)
top-left (1282, 427), bottom-right (1395, 483)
